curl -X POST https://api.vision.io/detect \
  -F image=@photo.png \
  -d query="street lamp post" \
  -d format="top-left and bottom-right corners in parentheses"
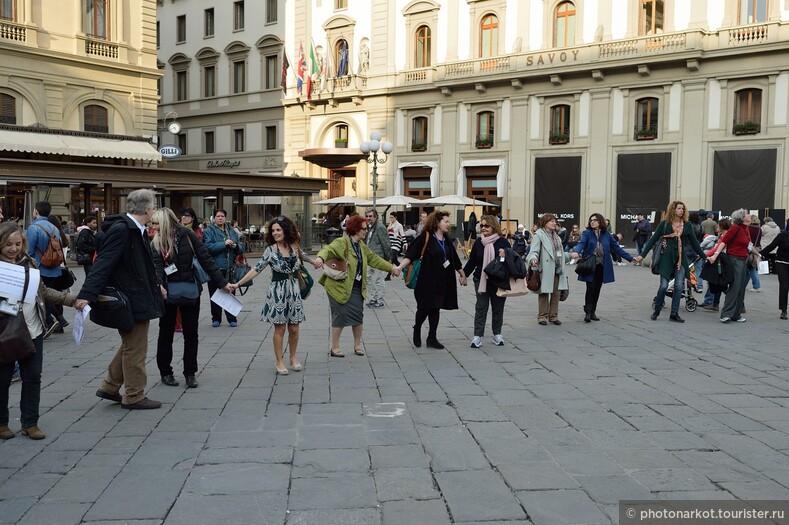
top-left (359, 131), bottom-right (393, 211)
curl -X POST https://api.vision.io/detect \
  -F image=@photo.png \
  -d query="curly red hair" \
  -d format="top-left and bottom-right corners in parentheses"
top-left (345, 215), bottom-right (366, 236)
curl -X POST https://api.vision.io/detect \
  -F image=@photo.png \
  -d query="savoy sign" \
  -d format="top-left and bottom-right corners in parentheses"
top-left (159, 144), bottom-right (182, 159)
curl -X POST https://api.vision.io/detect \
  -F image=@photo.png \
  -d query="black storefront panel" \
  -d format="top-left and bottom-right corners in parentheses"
top-left (615, 152), bottom-right (672, 244)
top-left (534, 156), bottom-right (581, 227)
top-left (712, 149), bottom-right (776, 216)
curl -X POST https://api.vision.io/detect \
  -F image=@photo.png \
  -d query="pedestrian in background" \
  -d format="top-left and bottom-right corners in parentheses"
top-left (634, 201), bottom-right (708, 323)
top-left (0, 223), bottom-right (77, 440)
top-left (75, 216), bottom-right (98, 278)
top-left (526, 213), bottom-right (571, 325)
top-left (25, 201), bottom-right (64, 336)
top-left (701, 218), bottom-right (730, 312)
top-left (397, 210), bottom-right (465, 349)
top-left (463, 215), bottom-right (509, 348)
top-left (364, 209), bottom-right (391, 308)
top-left (760, 224), bottom-right (789, 320)
top-left (745, 214), bottom-right (762, 293)
top-left (571, 213), bottom-right (634, 323)
top-left (151, 208), bottom-right (230, 389)
top-left (387, 212), bottom-right (404, 266)
top-left (315, 216), bottom-right (397, 357)
top-left (203, 209), bottom-right (244, 327)
top-left (231, 216), bottom-right (309, 374)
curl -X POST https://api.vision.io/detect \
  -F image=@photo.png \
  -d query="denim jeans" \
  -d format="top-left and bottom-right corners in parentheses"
top-left (746, 265), bottom-right (761, 290)
top-left (0, 334), bottom-right (44, 428)
top-left (655, 265), bottom-right (685, 316)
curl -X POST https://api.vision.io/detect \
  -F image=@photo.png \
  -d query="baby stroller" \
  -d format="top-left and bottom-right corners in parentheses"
top-left (651, 257), bottom-right (700, 312)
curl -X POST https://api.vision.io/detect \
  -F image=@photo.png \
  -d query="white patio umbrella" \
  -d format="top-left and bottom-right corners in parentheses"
top-left (421, 194), bottom-right (491, 206)
top-left (313, 196), bottom-right (373, 206)
top-left (374, 195), bottom-right (423, 207)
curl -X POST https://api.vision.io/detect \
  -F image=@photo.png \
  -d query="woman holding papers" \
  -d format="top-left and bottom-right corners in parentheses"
top-left (0, 222), bottom-right (77, 440)
top-left (150, 208), bottom-right (230, 389)
top-left (229, 216), bottom-right (309, 375)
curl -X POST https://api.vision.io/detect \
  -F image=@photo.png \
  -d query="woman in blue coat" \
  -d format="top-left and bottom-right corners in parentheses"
top-left (571, 213), bottom-right (634, 322)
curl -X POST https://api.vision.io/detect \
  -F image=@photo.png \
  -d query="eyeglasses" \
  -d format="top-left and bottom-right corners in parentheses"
top-left (480, 224), bottom-right (491, 228)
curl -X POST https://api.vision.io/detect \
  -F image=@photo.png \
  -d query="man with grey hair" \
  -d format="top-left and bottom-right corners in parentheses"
top-left (365, 209), bottom-right (391, 307)
top-left (74, 189), bottom-right (165, 409)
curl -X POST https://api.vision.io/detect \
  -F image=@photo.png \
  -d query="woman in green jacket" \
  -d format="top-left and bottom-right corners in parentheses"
top-left (314, 215), bottom-right (399, 357)
top-left (634, 201), bottom-right (710, 322)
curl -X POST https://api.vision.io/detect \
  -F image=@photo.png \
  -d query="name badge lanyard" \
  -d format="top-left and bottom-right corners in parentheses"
top-left (352, 241), bottom-right (363, 280)
top-left (434, 234), bottom-right (450, 268)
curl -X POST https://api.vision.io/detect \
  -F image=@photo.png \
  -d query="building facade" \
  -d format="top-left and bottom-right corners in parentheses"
top-left (0, 0), bottom-right (161, 221)
top-left (280, 0), bottom-right (789, 234)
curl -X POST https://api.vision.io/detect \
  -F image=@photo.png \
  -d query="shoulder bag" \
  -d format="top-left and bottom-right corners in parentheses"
top-left (0, 265), bottom-right (36, 365)
top-left (89, 286), bottom-right (135, 332)
top-left (651, 222), bottom-right (666, 275)
top-left (53, 266), bottom-right (77, 289)
top-left (297, 248), bottom-right (315, 299)
top-left (403, 232), bottom-right (429, 289)
top-left (526, 236), bottom-right (542, 292)
top-left (230, 254), bottom-right (253, 295)
top-left (496, 277), bottom-right (529, 297)
top-left (166, 280), bottom-right (200, 305)
top-left (323, 238), bottom-right (349, 281)
top-left (184, 233), bottom-right (210, 285)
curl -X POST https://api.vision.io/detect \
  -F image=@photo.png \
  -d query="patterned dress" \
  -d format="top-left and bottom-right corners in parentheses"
top-left (254, 245), bottom-right (306, 324)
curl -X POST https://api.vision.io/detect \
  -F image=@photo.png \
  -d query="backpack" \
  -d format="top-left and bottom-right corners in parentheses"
top-left (75, 229), bottom-right (97, 265)
top-left (33, 223), bottom-right (65, 268)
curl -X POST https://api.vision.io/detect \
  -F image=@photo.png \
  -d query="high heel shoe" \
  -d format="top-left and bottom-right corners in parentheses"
top-left (329, 349), bottom-right (345, 358)
top-left (289, 358), bottom-right (303, 371)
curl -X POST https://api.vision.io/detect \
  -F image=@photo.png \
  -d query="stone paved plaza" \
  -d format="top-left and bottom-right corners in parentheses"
top-left (2, 260), bottom-right (789, 524)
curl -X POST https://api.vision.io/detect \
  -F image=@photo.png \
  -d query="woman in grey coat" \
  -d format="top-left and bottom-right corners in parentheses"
top-left (526, 213), bottom-right (572, 325)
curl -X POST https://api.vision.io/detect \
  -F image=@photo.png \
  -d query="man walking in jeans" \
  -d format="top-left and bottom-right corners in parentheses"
top-left (74, 189), bottom-right (165, 409)
top-left (26, 201), bottom-right (65, 337)
top-left (365, 209), bottom-right (391, 307)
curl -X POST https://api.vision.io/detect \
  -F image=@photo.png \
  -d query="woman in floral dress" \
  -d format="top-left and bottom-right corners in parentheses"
top-left (230, 216), bottom-right (309, 375)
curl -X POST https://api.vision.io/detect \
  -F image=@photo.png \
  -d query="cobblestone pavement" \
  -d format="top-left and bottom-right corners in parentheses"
top-left (2, 261), bottom-right (789, 524)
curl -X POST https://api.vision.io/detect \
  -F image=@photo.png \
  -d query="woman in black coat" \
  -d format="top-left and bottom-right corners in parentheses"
top-left (760, 230), bottom-right (789, 320)
top-left (463, 215), bottom-right (510, 348)
top-left (397, 210), bottom-right (466, 349)
top-left (150, 208), bottom-right (231, 388)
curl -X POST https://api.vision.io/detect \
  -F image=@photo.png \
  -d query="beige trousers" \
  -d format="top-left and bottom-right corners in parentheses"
top-left (100, 320), bottom-right (150, 404)
top-left (537, 274), bottom-right (561, 322)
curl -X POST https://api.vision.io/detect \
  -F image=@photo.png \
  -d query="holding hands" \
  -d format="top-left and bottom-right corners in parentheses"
top-left (390, 266), bottom-right (401, 277)
top-left (313, 257), bottom-right (324, 269)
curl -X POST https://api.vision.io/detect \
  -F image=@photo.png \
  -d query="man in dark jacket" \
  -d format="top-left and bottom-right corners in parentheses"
top-left (74, 189), bottom-right (165, 410)
top-left (632, 214), bottom-right (652, 258)
top-left (75, 215), bottom-right (98, 277)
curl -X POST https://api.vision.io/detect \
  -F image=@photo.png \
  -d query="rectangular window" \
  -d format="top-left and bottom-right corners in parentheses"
top-left (204, 8), bottom-right (214, 37)
top-left (640, 0), bottom-right (664, 35)
top-left (266, 126), bottom-right (277, 149)
top-left (266, 0), bottom-right (277, 23)
top-left (234, 128), bottom-right (245, 152)
top-left (740, 0), bottom-right (769, 24)
top-left (265, 55), bottom-right (278, 89)
top-left (156, 21), bottom-right (160, 48)
top-left (233, 1), bottom-right (245, 30)
top-left (176, 15), bottom-right (186, 43)
top-left (1, 0), bottom-right (15, 21)
top-left (335, 0), bottom-right (347, 9)
top-left (85, 0), bottom-right (109, 39)
top-left (176, 71), bottom-right (188, 101)
top-left (1, 94), bottom-right (17, 125)
top-left (177, 133), bottom-right (187, 153)
top-left (233, 61), bottom-right (246, 93)
top-left (203, 65), bottom-right (215, 97)
top-left (204, 131), bottom-right (215, 154)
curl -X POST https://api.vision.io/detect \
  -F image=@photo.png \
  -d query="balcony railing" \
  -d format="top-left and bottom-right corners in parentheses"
top-left (0, 19), bottom-right (26, 42)
top-left (728, 23), bottom-right (769, 46)
top-left (85, 37), bottom-right (119, 59)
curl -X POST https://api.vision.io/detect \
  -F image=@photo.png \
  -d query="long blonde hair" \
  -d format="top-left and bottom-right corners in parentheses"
top-left (151, 208), bottom-right (180, 257)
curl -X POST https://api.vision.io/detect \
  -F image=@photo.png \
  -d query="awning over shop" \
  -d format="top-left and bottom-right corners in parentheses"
top-left (298, 147), bottom-right (365, 169)
top-left (0, 129), bottom-right (161, 162)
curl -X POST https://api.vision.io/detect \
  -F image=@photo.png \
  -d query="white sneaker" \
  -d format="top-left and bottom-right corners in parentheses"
top-left (752, 288), bottom-right (760, 293)
top-left (734, 317), bottom-right (747, 322)
top-left (493, 334), bottom-right (505, 346)
top-left (470, 336), bottom-right (481, 348)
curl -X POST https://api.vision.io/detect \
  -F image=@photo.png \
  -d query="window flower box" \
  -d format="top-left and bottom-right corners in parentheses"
top-left (411, 142), bottom-right (427, 152)
top-left (549, 132), bottom-right (569, 145)
top-left (635, 128), bottom-right (657, 140)
top-left (733, 121), bottom-right (760, 135)
top-left (475, 137), bottom-right (493, 149)
top-left (334, 139), bottom-right (348, 148)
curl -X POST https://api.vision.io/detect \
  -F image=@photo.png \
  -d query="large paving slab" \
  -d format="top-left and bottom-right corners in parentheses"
top-left (2, 259), bottom-right (789, 523)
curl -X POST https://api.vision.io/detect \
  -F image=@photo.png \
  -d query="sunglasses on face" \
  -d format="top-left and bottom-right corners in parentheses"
top-left (480, 224), bottom-right (491, 228)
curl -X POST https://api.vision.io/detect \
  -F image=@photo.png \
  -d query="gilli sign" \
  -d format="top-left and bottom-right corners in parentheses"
top-left (158, 144), bottom-right (182, 159)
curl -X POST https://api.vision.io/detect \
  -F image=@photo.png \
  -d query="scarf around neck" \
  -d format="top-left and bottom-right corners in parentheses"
top-left (479, 233), bottom-right (500, 293)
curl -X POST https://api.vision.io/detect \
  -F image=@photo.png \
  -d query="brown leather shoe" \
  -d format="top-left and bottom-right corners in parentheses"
top-left (121, 397), bottom-right (162, 410)
top-left (0, 426), bottom-right (15, 440)
top-left (21, 426), bottom-right (45, 440)
top-left (96, 389), bottom-right (122, 403)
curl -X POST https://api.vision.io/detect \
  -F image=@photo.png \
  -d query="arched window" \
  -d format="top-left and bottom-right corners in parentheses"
top-left (476, 111), bottom-right (494, 148)
top-left (635, 98), bottom-right (659, 139)
top-left (739, 0), bottom-right (768, 24)
top-left (734, 88), bottom-right (761, 134)
top-left (335, 123), bottom-right (348, 146)
top-left (554, 2), bottom-right (576, 47)
top-left (640, 0), bottom-right (664, 35)
top-left (549, 105), bottom-right (571, 143)
top-left (84, 104), bottom-right (109, 133)
top-left (336, 39), bottom-right (349, 77)
top-left (415, 25), bottom-right (431, 68)
top-left (0, 93), bottom-right (16, 125)
top-left (412, 117), bottom-right (428, 151)
top-left (479, 14), bottom-right (498, 58)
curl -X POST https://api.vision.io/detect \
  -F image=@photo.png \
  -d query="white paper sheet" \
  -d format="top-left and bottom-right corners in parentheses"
top-left (0, 260), bottom-right (40, 303)
top-left (73, 305), bottom-right (91, 346)
top-left (210, 289), bottom-right (243, 317)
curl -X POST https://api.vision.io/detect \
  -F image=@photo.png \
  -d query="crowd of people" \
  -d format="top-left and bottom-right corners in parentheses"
top-left (2, 192), bottom-right (787, 442)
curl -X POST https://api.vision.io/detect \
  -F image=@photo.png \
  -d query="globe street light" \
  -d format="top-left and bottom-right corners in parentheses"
top-left (359, 131), bottom-right (393, 211)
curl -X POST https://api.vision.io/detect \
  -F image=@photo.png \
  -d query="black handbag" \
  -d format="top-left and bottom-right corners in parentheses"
top-left (90, 287), bottom-right (135, 332)
top-left (53, 267), bottom-right (77, 289)
top-left (166, 281), bottom-right (200, 305)
top-left (0, 265), bottom-right (36, 365)
top-left (574, 256), bottom-right (596, 276)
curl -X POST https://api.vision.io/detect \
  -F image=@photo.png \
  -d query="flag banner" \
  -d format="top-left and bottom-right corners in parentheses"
top-left (296, 42), bottom-right (305, 95)
top-left (281, 51), bottom-right (290, 94)
top-left (307, 40), bottom-right (320, 101)
top-left (337, 40), bottom-right (348, 77)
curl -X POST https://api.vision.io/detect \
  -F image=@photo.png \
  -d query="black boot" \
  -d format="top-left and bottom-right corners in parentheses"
top-left (425, 336), bottom-right (444, 349)
top-left (583, 306), bottom-right (592, 323)
top-left (412, 325), bottom-right (422, 348)
top-left (590, 309), bottom-right (600, 321)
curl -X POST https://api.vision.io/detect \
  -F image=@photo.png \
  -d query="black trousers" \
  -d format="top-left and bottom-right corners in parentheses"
top-left (584, 264), bottom-right (605, 311)
top-left (208, 281), bottom-right (237, 324)
top-left (41, 275), bottom-right (66, 325)
top-left (0, 334), bottom-right (43, 428)
top-left (776, 262), bottom-right (789, 312)
top-left (157, 300), bottom-right (200, 377)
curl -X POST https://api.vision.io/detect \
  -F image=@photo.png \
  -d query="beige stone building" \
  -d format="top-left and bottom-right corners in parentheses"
top-left (0, 0), bottom-right (162, 221)
top-left (284, 0), bottom-right (789, 235)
